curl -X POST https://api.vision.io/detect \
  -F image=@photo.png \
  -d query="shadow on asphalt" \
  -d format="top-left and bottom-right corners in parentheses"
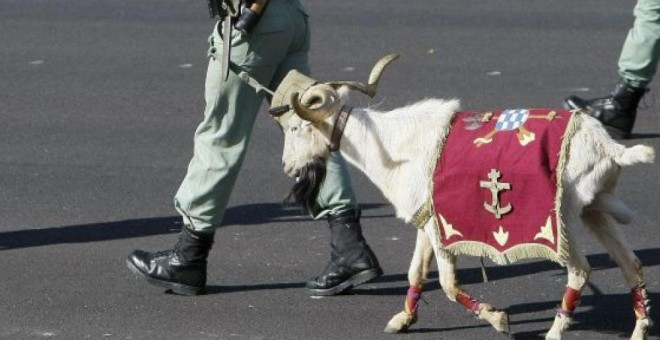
top-left (4, 203), bottom-right (658, 338)
top-left (355, 253), bottom-right (660, 338)
top-left (0, 202), bottom-right (390, 250)
top-left (507, 291), bottom-right (659, 338)
top-left (355, 248), bottom-right (660, 288)
top-left (196, 252), bottom-right (659, 337)
top-left (204, 282), bottom-right (306, 294)
top-left (630, 132), bottom-right (660, 139)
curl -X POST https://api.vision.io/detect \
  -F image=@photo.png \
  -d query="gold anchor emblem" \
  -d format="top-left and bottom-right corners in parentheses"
top-left (479, 169), bottom-right (512, 219)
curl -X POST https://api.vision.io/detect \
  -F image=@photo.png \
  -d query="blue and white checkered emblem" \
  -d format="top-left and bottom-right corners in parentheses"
top-left (495, 109), bottom-right (529, 131)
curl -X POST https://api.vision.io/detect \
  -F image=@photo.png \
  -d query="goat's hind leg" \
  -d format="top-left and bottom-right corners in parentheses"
top-left (384, 228), bottom-right (434, 333)
top-left (583, 209), bottom-right (651, 340)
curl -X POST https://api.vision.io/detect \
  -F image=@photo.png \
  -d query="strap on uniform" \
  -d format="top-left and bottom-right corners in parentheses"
top-left (221, 17), bottom-right (232, 81)
top-left (215, 18), bottom-right (273, 96)
top-left (229, 62), bottom-right (274, 96)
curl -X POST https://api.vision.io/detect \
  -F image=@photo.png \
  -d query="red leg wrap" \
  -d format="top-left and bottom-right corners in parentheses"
top-left (560, 287), bottom-right (581, 312)
top-left (631, 285), bottom-right (649, 320)
top-left (456, 291), bottom-right (481, 313)
top-left (404, 285), bottom-right (423, 314)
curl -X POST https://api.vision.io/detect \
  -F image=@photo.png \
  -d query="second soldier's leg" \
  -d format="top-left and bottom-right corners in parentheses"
top-left (618, 0), bottom-right (660, 88)
top-left (305, 152), bottom-right (383, 296)
top-left (565, 0), bottom-right (659, 138)
top-left (264, 3), bottom-right (382, 296)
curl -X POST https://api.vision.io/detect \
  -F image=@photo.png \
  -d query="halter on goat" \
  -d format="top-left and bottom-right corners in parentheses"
top-left (269, 53), bottom-right (400, 130)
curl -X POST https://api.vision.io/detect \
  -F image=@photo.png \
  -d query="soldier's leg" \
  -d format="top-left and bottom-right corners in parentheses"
top-left (565, 0), bottom-right (659, 138)
top-left (178, 0), bottom-right (306, 233)
top-left (304, 152), bottom-right (383, 296)
top-left (128, 6), bottom-right (297, 294)
top-left (173, 33), bottom-right (264, 234)
top-left (267, 4), bottom-right (383, 296)
top-left (618, 0), bottom-right (660, 88)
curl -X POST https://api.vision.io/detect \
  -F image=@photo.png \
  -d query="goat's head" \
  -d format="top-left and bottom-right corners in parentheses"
top-left (269, 54), bottom-right (399, 212)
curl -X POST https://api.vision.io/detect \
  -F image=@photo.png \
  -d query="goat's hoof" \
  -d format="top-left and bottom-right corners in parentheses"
top-left (545, 314), bottom-right (571, 340)
top-left (384, 311), bottom-right (416, 334)
top-left (630, 318), bottom-right (650, 340)
top-left (491, 310), bottom-right (510, 334)
top-left (545, 332), bottom-right (561, 340)
top-left (477, 303), bottom-right (510, 334)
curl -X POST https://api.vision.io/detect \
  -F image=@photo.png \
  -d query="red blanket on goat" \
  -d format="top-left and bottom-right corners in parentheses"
top-left (431, 109), bottom-right (578, 265)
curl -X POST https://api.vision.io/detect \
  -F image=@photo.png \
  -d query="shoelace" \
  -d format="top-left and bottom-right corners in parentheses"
top-left (586, 96), bottom-right (615, 108)
top-left (153, 249), bottom-right (175, 258)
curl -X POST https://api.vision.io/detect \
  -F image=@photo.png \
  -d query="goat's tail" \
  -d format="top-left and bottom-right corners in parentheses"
top-left (614, 144), bottom-right (655, 167)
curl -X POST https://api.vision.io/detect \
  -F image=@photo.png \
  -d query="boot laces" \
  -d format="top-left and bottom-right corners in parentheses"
top-left (585, 95), bottom-right (615, 110)
top-left (154, 249), bottom-right (175, 258)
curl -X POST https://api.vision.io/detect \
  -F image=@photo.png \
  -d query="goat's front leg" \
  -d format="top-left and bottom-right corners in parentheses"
top-left (426, 225), bottom-right (509, 333)
top-left (546, 233), bottom-right (592, 340)
top-left (384, 228), bottom-right (434, 333)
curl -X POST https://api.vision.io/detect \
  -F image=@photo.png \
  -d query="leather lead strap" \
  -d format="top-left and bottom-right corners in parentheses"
top-left (221, 17), bottom-right (232, 81)
top-left (329, 106), bottom-right (352, 152)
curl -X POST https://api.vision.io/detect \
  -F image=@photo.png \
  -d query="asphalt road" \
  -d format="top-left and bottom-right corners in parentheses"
top-left (1, 1), bottom-right (659, 339)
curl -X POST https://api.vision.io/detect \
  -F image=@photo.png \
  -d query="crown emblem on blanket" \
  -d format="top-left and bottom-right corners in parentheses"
top-left (469, 109), bottom-right (557, 147)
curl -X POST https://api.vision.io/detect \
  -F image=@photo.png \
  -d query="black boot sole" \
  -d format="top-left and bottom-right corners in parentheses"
top-left (126, 259), bottom-right (205, 296)
top-left (308, 267), bottom-right (383, 296)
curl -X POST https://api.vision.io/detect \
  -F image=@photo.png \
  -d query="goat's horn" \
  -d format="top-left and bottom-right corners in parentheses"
top-left (290, 92), bottom-right (333, 124)
top-left (328, 53), bottom-right (399, 98)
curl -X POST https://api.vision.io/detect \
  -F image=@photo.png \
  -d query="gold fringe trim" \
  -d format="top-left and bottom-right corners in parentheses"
top-left (445, 241), bottom-right (565, 265)
top-left (411, 112), bottom-right (459, 229)
top-left (553, 112), bottom-right (582, 265)
top-left (410, 201), bottom-right (432, 229)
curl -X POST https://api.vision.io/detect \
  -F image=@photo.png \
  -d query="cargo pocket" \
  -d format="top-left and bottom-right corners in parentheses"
top-left (243, 16), bottom-right (290, 67)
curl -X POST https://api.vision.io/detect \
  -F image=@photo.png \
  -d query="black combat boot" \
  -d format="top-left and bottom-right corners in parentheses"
top-left (565, 80), bottom-right (648, 139)
top-left (127, 226), bottom-right (214, 296)
top-left (307, 210), bottom-right (383, 296)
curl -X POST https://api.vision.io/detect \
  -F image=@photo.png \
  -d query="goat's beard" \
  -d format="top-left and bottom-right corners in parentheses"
top-left (285, 158), bottom-right (327, 214)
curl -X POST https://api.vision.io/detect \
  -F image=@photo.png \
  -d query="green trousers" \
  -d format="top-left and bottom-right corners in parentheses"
top-left (619, 0), bottom-right (660, 88)
top-left (174, 0), bottom-right (357, 233)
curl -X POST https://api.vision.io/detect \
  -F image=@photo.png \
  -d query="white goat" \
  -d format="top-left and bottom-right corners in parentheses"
top-left (272, 55), bottom-right (655, 339)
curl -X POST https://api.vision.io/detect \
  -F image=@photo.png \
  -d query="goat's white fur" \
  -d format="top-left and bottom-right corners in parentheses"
top-left (280, 95), bottom-right (654, 339)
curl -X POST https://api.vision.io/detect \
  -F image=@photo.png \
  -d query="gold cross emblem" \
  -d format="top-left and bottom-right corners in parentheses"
top-left (479, 169), bottom-right (512, 219)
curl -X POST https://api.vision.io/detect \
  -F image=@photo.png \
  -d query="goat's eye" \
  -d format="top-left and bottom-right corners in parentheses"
top-left (290, 126), bottom-right (298, 132)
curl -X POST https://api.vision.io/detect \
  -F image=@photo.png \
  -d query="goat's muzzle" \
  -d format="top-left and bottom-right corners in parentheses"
top-left (285, 158), bottom-right (327, 214)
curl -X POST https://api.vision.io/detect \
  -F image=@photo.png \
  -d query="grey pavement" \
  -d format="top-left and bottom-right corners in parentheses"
top-left (1, 1), bottom-right (659, 339)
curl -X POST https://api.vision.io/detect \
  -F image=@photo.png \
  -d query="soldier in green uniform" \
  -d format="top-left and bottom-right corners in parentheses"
top-left (126, 0), bottom-right (382, 296)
